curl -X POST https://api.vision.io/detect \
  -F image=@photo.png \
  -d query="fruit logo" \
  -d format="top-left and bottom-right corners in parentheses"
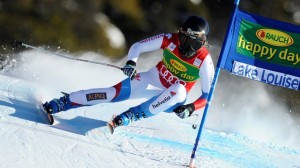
top-left (170, 59), bottom-right (187, 72)
top-left (256, 29), bottom-right (293, 47)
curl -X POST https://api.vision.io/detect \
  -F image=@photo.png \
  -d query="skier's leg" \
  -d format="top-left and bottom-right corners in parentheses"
top-left (69, 68), bottom-right (163, 105)
top-left (44, 67), bottom-right (164, 114)
top-left (69, 78), bottom-right (132, 105)
top-left (43, 78), bottom-right (132, 114)
top-left (113, 83), bottom-right (187, 127)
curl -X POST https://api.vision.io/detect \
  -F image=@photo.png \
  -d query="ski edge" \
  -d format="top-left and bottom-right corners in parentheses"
top-left (38, 104), bottom-right (54, 125)
top-left (107, 115), bottom-right (117, 135)
top-left (106, 122), bottom-right (115, 135)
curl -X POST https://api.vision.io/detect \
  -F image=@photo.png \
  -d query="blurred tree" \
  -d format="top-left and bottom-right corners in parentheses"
top-left (0, 0), bottom-right (299, 57)
top-left (0, 0), bottom-right (125, 58)
top-left (103, 0), bottom-right (209, 47)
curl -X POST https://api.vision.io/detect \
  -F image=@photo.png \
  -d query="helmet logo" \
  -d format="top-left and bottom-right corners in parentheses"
top-left (186, 28), bottom-right (205, 36)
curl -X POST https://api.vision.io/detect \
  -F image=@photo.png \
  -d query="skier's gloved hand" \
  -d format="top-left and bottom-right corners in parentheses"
top-left (173, 103), bottom-right (195, 119)
top-left (122, 60), bottom-right (137, 80)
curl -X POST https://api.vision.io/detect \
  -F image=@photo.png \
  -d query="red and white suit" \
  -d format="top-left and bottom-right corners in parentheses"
top-left (68, 33), bottom-right (215, 118)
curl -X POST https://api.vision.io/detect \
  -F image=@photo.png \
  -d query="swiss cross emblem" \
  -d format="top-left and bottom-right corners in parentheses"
top-left (193, 58), bottom-right (202, 67)
top-left (167, 42), bottom-right (176, 51)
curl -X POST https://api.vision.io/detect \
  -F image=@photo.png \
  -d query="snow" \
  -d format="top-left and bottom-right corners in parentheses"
top-left (94, 13), bottom-right (126, 48)
top-left (0, 50), bottom-right (299, 168)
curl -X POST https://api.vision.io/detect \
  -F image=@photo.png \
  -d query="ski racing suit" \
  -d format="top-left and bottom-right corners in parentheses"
top-left (65, 33), bottom-right (214, 125)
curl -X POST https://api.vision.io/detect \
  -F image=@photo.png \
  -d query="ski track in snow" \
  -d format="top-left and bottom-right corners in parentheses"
top-left (0, 50), bottom-right (299, 168)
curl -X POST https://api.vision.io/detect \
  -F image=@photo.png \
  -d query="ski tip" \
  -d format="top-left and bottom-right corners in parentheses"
top-left (107, 122), bottom-right (115, 135)
top-left (107, 114), bottom-right (118, 135)
top-left (47, 114), bottom-right (54, 125)
top-left (39, 104), bottom-right (54, 125)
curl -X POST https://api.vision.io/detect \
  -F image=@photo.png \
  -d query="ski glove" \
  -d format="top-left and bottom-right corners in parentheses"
top-left (122, 60), bottom-right (137, 80)
top-left (173, 103), bottom-right (195, 119)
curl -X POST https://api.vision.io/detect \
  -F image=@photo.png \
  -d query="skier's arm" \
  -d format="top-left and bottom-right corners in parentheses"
top-left (127, 34), bottom-right (165, 62)
top-left (122, 34), bottom-right (165, 79)
top-left (173, 55), bottom-right (214, 118)
top-left (193, 55), bottom-right (214, 110)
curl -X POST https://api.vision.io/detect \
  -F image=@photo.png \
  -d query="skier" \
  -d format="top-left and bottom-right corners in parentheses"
top-left (43, 15), bottom-right (214, 130)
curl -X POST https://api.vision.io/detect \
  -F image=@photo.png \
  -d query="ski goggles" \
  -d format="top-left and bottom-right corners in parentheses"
top-left (178, 30), bottom-right (206, 50)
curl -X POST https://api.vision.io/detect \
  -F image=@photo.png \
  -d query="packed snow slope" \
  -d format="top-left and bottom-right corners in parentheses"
top-left (0, 50), bottom-right (299, 168)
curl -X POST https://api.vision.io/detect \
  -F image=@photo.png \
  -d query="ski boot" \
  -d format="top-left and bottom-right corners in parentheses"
top-left (107, 108), bottom-right (147, 134)
top-left (107, 110), bottom-right (134, 134)
top-left (114, 110), bottom-right (135, 126)
top-left (43, 92), bottom-right (72, 114)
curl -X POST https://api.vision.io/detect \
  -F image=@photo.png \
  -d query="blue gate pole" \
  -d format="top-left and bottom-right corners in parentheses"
top-left (188, 0), bottom-right (240, 167)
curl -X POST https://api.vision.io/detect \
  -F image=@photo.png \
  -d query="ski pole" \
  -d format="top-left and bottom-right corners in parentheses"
top-left (15, 41), bottom-right (123, 70)
top-left (191, 114), bottom-right (199, 129)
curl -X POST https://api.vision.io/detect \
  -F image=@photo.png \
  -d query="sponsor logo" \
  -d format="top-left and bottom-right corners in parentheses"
top-left (237, 35), bottom-right (300, 66)
top-left (163, 58), bottom-right (196, 81)
top-left (139, 34), bottom-right (164, 43)
top-left (86, 92), bottom-right (107, 101)
top-left (232, 61), bottom-right (300, 90)
top-left (237, 20), bottom-right (300, 68)
top-left (186, 28), bottom-right (205, 36)
top-left (170, 59), bottom-right (187, 72)
top-left (162, 49), bottom-right (200, 82)
top-left (170, 91), bottom-right (176, 97)
top-left (256, 29), bottom-right (294, 47)
top-left (152, 96), bottom-right (171, 109)
top-left (152, 92), bottom-right (175, 109)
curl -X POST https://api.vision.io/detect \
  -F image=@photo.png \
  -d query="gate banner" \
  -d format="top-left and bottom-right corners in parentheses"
top-left (219, 9), bottom-right (300, 90)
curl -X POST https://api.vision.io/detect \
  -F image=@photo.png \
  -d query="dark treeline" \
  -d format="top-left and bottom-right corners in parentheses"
top-left (1, 0), bottom-right (299, 57)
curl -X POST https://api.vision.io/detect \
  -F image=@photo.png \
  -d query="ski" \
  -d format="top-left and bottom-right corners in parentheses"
top-left (38, 104), bottom-right (54, 125)
top-left (107, 115), bottom-right (117, 134)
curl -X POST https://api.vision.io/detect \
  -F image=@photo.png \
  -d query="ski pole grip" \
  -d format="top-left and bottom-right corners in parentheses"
top-left (15, 41), bottom-right (23, 47)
